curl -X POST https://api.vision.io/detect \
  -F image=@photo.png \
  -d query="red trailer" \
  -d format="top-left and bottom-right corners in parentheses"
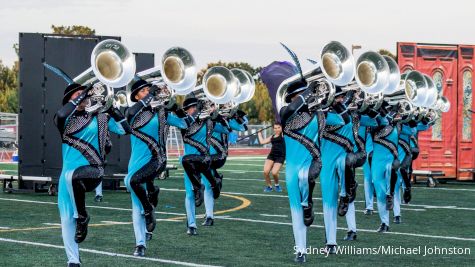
top-left (397, 42), bottom-right (475, 180)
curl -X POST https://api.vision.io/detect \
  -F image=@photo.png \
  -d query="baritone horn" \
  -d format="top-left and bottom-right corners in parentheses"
top-left (123, 47), bottom-right (198, 107)
top-left (276, 41), bottom-right (355, 111)
top-left (73, 39), bottom-right (136, 112)
top-left (73, 39), bottom-right (136, 88)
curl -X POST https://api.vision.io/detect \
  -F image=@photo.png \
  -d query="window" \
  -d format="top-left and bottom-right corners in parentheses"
top-left (462, 70), bottom-right (473, 141)
top-left (432, 71), bottom-right (444, 140)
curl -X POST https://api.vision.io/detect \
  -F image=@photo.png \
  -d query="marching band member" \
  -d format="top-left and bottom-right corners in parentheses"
top-left (181, 97), bottom-right (224, 235)
top-left (55, 83), bottom-right (130, 266)
top-left (124, 79), bottom-right (189, 256)
top-left (343, 98), bottom-right (378, 241)
top-left (363, 130), bottom-right (375, 215)
top-left (202, 110), bottom-right (248, 226)
top-left (319, 89), bottom-right (353, 253)
top-left (392, 118), bottom-right (416, 224)
top-left (371, 103), bottom-right (399, 232)
top-left (281, 79), bottom-right (345, 262)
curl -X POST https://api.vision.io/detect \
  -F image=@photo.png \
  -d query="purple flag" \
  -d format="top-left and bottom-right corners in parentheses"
top-left (260, 61), bottom-right (298, 123)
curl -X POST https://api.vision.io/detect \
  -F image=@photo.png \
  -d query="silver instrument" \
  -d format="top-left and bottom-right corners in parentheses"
top-left (73, 39), bottom-right (136, 112)
top-left (276, 41), bottom-right (355, 112)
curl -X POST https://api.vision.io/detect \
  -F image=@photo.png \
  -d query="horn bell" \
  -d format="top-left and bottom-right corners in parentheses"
top-left (382, 56), bottom-right (401, 94)
top-left (355, 51), bottom-right (389, 94)
top-left (231, 69), bottom-right (255, 104)
top-left (203, 66), bottom-right (238, 104)
top-left (320, 41), bottom-right (355, 86)
top-left (161, 47), bottom-right (197, 94)
top-left (91, 39), bottom-right (136, 88)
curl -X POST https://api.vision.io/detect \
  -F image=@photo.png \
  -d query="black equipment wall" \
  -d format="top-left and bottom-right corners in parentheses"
top-left (18, 33), bottom-right (154, 181)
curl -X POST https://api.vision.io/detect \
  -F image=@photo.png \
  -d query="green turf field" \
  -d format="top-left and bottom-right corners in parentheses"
top-left (0, 157), bottom-right (474, 266)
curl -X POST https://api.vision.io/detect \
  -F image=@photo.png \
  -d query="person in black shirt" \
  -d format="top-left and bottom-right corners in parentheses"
top-left (258, 123), bottom-right (285, 192)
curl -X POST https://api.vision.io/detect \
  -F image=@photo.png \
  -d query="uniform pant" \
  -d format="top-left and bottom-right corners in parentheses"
top-left (321, 155), bottom-right (345, 245)
top-left (125, 159), bottom-right (164, 247)
top-left (363, 153), bottom-right (374, 210)
top-left (203, 156), bottom-right (227, 219)
top-left (182, 154), bottom-right (216, 228)
top-left (59, 165), bottom-right (103, 264)
top-left (286, 159), bottom-right (320, 254)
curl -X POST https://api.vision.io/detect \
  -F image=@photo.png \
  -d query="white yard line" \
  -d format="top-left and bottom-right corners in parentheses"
top-left (260, 214), bottom-right (288, 218)
top-left (0, 197), bottom-right (473, 242)
top-left (216, 217), bottom-right (475, 242)
top-left (0, 237), bottom-right (222, 267)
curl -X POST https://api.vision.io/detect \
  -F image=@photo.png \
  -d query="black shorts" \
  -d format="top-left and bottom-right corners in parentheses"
top-left (267, 153), bottom-right (285, 164)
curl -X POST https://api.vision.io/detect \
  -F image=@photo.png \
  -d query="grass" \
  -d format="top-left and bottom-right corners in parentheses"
top-left (0, 157), bottom-right (474, 266)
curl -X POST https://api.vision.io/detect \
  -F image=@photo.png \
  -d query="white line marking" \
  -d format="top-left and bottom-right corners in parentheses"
top-left (42, 223), bottom-right (61, 226)
top-left (0, 227), bottom-right (10, 229)
top-left (260, 214), bottom-right (288, 218)
top-left (413, 187), bottom-right (475, 192)
top-left (216, 217), bottom-right (475, 242)
top-left (0, 197), bottom-right (472, 242)
top-left (0, 237), bottom-right (222, 267)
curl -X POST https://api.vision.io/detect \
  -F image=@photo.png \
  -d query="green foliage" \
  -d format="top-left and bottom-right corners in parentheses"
top-left (51, 25), bottom-right (96, 35)
top-left (0, 60), bottom-right (18, 113)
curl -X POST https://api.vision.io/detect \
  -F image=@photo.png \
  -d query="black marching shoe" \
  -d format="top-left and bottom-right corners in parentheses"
top-left (202, 217), bottom-right (214, 226)
top-left (377, 223), bottom-right (390, 233)
top-left (94, 195), bottom-right (103, 202)
top-left (194, 185), bottom-right (204, 207)
top-left (68, 263), bottom-right (81, 267)
top-left (364, 209), bottom-right (373, 215)
top-left (386, 194), bottom-right (394, 210)
top-left (348, 182), bottom-right (358, 203)
top-left (149, 186), bottom-right (160, 208)
top-left (146, 232), bottom-right (153, 241)
top-left (144, 209), bottom-right (156, 232)
top-left (343, 230), bottom-right (357, 241)
top-left (403, 188), bottom-right (412, 204)
top-left (325, 244), bottom-right (337, 254)
top-left (294, 252), bottom-right (306, 263)
top-left (303, 203), bottom-right (314, 226)
top-left (187, 227), bottom-right (198, 236)
top-left (338, 196), bottom-right (350, 216)
top-left (75, 215), bottom-right (90, 243)
top-left (133, 245), bottom-right (146, 257)
top-left (393, 216), bottom-right (401, 224)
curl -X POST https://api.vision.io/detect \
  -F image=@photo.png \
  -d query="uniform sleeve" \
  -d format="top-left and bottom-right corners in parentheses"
top-left (326, 111), bottom-right (345, 126)
top-left (167, 112), bottom-right (189, 129)
top-left (108, 115), bottom-right (126, 135)
top-left (359, 115), bottom-right (378, 127)
top-left (214, 120), bottom-right (230, 134)
top-left (376, 115), bottom-right (389, 126)
top-left (400, 125), bottom-right (414, 136)
top-left (229, 117), bottom-right (248, 132)
top-left (280, 95), bottom-right (306, 125)
top-left (54, 102), bottom-right (77, 134)
top-left (416, 122), bottom-right (430, 131)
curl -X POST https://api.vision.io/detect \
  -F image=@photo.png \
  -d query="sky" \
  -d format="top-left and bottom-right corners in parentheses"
top-left (1, 0), bottom-right (475, 70)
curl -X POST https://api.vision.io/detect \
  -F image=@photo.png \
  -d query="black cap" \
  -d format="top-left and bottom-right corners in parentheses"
top-left (285, 79), bottom-right (308, 103)
top-left (63, 83), bottom-right (87, 105)
top-left (130, 79), bottom-right (152, 102)
top-left (183, 97), bottom-right (198, 110)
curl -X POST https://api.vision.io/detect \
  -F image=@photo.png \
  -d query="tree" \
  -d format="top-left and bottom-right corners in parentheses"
top-left (51, 25), bottom-right (96, 35)
top-left (0, 60), bottom-right (18, 113)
